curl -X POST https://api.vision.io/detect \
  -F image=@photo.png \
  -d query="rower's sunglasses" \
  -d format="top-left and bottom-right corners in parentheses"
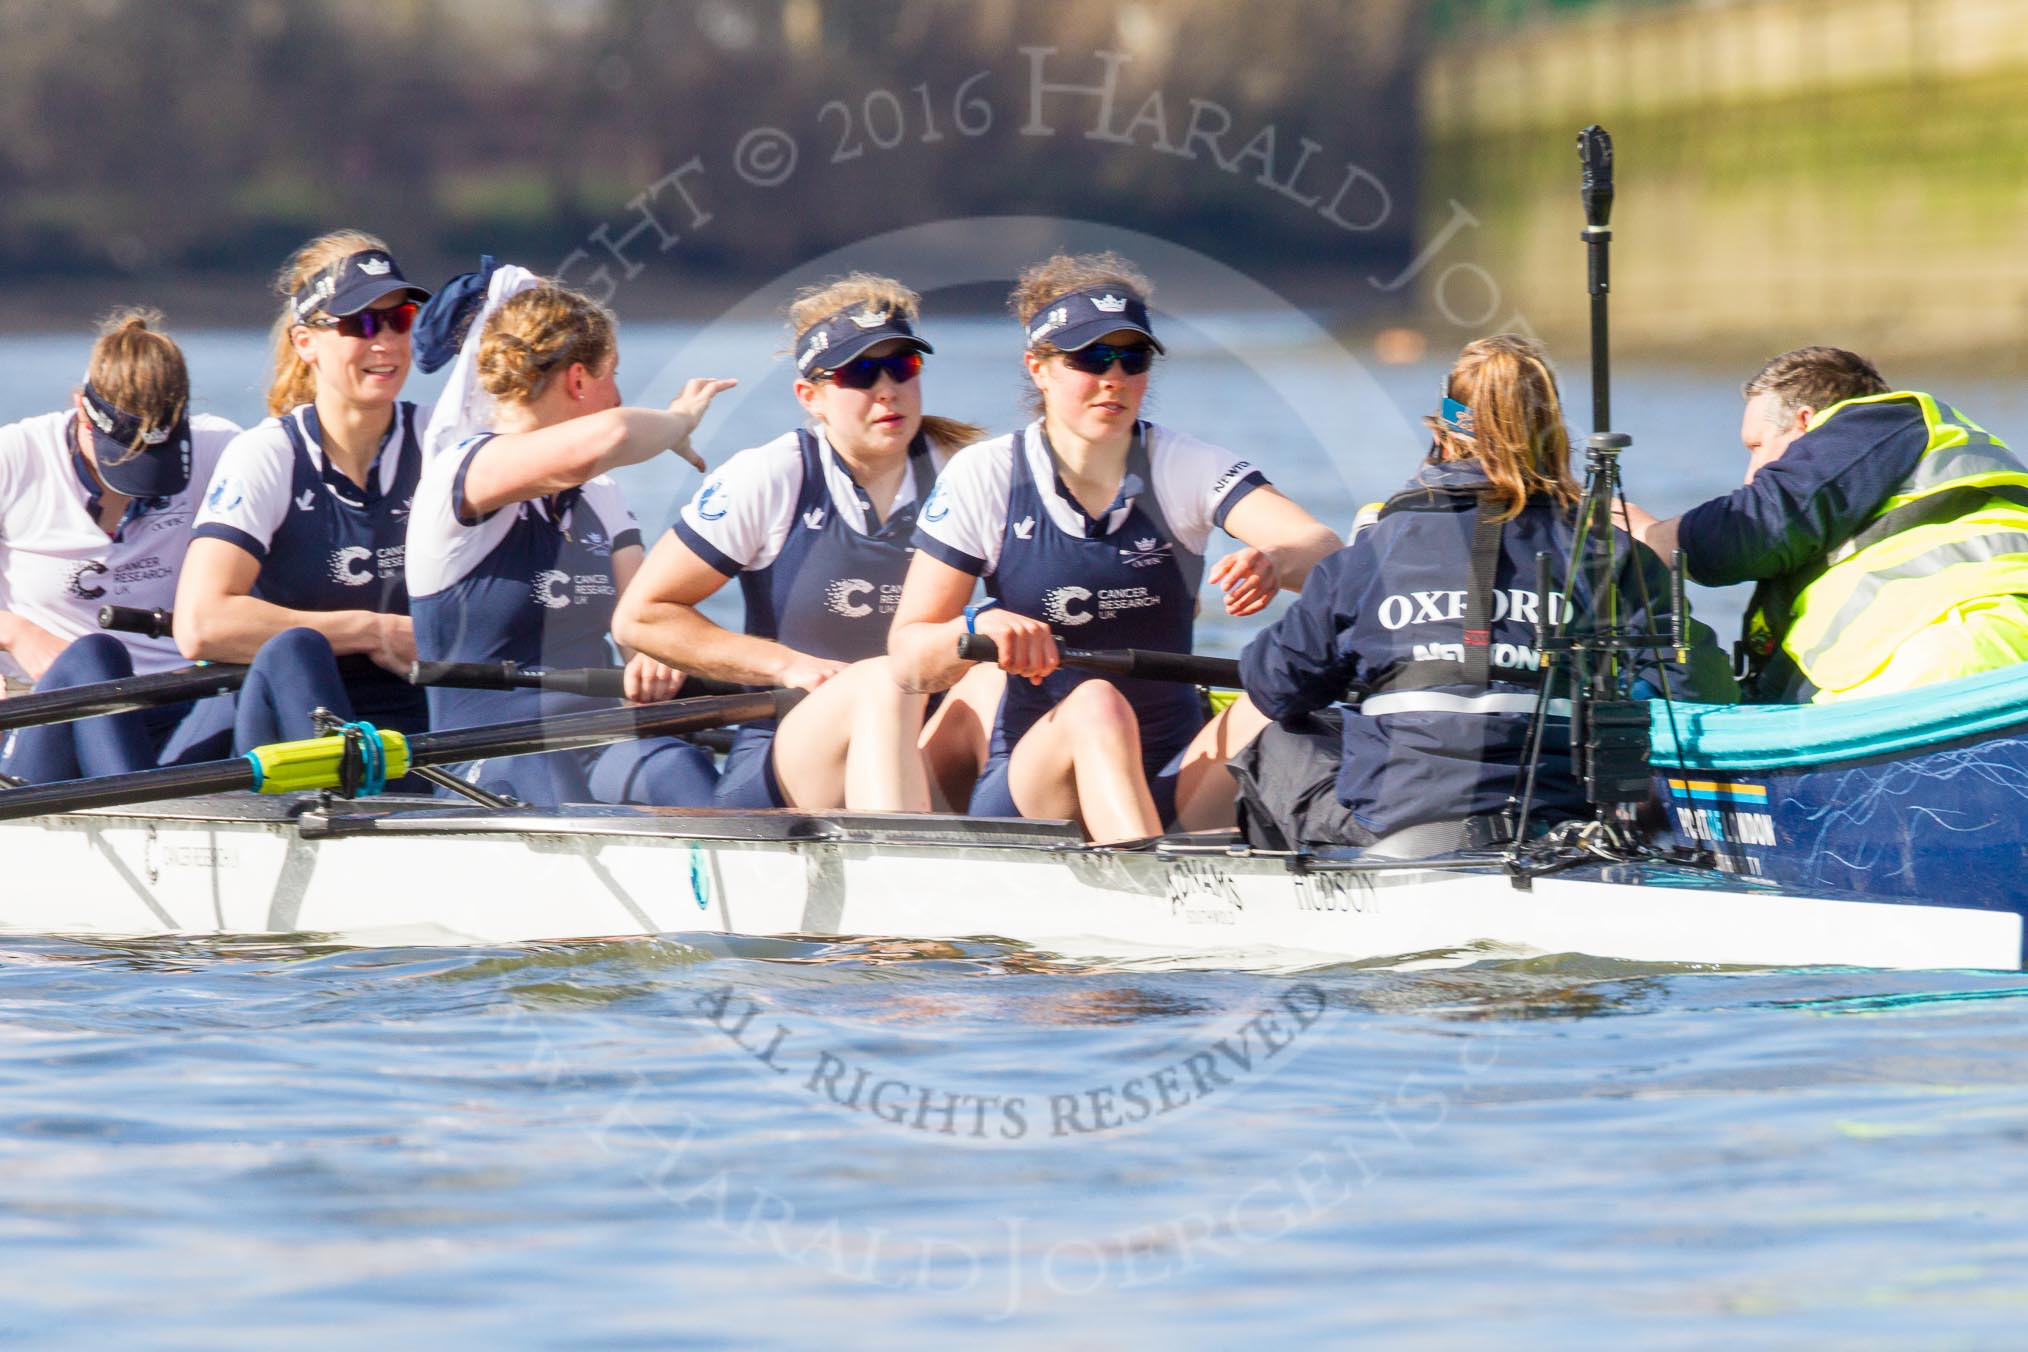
top-left (1060, 342), bottom-right (1156, 377)
top-left (302, 302), bottom-right (420, 340)
top-left (814, 351), bottom-right (924, 390)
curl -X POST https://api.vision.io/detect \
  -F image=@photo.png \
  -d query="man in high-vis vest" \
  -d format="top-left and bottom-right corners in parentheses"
top-left (1624, 346), bottom-right (2028, 703)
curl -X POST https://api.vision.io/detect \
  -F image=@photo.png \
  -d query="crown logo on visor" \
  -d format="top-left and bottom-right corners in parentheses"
top-left (82, 401), bottom-right (115, 434)
top-left (357, 257), bottom-right (393, 276)
top-left (1092, 294), bottom-right (1129, 313)
top-left (849, 309), bottom-right (890, 329)
top-left (139, 424), bottom-right (172, 445)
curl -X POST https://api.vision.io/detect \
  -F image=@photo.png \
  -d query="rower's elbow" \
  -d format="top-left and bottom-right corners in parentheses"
top-left (611, 599), bottom-right (648, 655)
top-left (884, 625), bottom-right (932, 691)
top-left (172, 611), bottom-right (210, 661)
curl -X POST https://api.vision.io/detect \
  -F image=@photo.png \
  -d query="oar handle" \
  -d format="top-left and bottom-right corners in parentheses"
top-left (408, 660), bottom-right (743, 700)
top-left (410, 660), bottom-right (623, 698)
top-left (955, 634), bottom-right (1242, 688)
top-left (98, 605), bottom-right (174, 639)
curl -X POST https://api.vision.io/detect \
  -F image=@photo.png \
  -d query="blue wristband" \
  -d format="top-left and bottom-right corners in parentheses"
top-left (964, 599), bottom-right (999, 634)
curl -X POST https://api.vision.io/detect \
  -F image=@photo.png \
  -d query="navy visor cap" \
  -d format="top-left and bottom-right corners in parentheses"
top-left (1023, 286), bottom-right (1165, 354)
top-left (794, 305), bottom-right (933, 376)
top-left (80, 381), bottom-right (192, 498)
top-left (291, 249), bottom-right (433, 323)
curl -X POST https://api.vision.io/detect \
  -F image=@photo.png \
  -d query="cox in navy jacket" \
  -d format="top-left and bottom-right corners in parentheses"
top-left (1239, 458), bottom-right (1739, 840)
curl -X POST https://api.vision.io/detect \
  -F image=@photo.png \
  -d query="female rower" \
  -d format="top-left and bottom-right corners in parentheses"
top-left (405, 279), bottom-right (729, 805)
top-left (612, 274), bottom-right (996, 812)
top-left (0, 310), bottom-right (241, 781)
top-left (888, 253), bottom-right (1342, 842)
top-left (174, 230), bottom-right (433, 750)
top-left (1231, 334), bottom-right (1738, 853)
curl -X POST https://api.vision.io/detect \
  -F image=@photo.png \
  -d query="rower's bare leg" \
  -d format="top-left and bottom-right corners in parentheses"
top-left (771, 657), bottom-right (932, 812)
top-left (920, 662), bottom-right (1005, 812)
top-left (1006, 679), bottom-right (1160, 843)
top-left (1170, 694), bottom-right (1271, 832)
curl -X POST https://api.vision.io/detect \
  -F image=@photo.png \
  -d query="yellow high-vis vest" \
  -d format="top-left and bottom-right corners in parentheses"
top-left (1753, 392), bottom-right (2028, 696)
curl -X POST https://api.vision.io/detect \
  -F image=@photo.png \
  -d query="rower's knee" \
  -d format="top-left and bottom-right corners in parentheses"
top-left (1059, 680), bottom-right (1141, 748)
top-left (844, 655), bottom-right (922, 701)
top-left (39, 632), bottom-right (132, 689)
top-left (259, 626), bottom-right (338, 672)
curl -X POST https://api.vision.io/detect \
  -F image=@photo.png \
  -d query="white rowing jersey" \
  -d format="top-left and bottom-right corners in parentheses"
top-left (0, 409), bottom-right (239, 680)
top-left (674, 427), bottom-right (951, 574)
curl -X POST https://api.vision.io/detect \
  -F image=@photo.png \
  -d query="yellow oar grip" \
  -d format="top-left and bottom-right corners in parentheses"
top-left (1208, 688), bottom-right (1240, 716)
top-left (245, 728), bottom-right (412, 795)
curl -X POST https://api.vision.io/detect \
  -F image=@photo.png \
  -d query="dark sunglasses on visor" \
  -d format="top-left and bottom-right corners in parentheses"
top-left (814, 350), bottom-right (924, 390)
top-left (303, 301), bottom-right (420, 340)
top-left (1060, 342), bottom-right (1155, 377)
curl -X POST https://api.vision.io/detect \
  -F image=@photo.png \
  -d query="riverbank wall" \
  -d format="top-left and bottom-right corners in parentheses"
top-left (1422, 0), bottom-right (2028, 364)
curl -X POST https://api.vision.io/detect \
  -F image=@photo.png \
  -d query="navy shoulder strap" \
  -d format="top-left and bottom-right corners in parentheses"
top-left (1129, 423), bottom-right (1205, 597)
top-left (791, 428), bottom-right (830, 519)
top-left (905, 430), bottom-right (935, 502)
top-left (278, 405), bottom-right (312, 464)
top-left (390, 402), bottom-right (424, 497)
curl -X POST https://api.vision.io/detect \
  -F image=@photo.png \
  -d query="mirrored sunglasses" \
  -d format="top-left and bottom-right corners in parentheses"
top-left (814, 351), bottom-right (924, 390)
top-left (1060, 342), bottom-right (1155, 377)
top-left (304, 301), bottom-right (419, 340)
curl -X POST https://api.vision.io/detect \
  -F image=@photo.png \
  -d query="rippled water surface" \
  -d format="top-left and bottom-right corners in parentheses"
top-left (7, 326), bottom-right (2028, 1343)
top-left (2, 935), bottom-right (2027, 1347)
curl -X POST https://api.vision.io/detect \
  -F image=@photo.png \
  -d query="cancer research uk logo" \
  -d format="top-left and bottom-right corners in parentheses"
top-left (66, 561), bottom-right (108, 601)
top-left (825, 578), bottom-right (875, 619)
top-left (532, 567), bottom-right (616, 610)
top-left (822, 577), bottom-right (903, 620)
top-left (533, 569), bottom-right (573, 610)
top-left (328, 546), bottom-right (375, 587)
top-left (1043, 583), bottom-right (1164, 626)
top-left (1042, 585), bottom-right (1093, 626)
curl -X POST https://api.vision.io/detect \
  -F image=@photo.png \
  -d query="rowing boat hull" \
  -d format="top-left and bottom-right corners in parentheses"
top-left (1, 797), bottom-right (2018, 970)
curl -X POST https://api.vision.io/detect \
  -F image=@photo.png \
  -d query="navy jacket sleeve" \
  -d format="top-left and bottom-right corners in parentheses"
top-left (1239, 542), bottom-right (1364, 719)
top-left (1676, 400), bottom-right (1928, 587)
top-left (1615, 535), bottom-right (1741, 704)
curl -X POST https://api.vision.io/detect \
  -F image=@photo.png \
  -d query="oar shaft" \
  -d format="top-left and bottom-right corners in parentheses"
top-left (955, 634), bottom-right (1241, 688)
top-left (0, 687), bottom-right (802, 824)
top-left (408, 660), bottom-right (742, 700)
top-left (407, 688), bottom-right (799, 763)
top-left (0, 663), bottom-right (247, 733)
top-left (0, 758), bottom-right (256, 821)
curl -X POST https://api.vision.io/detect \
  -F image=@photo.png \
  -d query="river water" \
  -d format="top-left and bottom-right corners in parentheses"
top-left (2, 320), bottom-right (2025, 1345)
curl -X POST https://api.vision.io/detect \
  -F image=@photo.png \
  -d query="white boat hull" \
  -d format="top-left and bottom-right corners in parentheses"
top-left (0, 797), bottom-right (2017, 971)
